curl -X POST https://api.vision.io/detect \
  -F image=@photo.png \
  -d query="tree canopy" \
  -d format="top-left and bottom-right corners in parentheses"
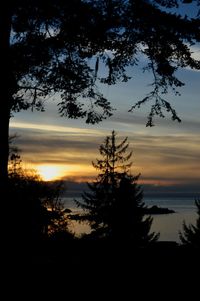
top-left (1, 0), bottom-right (200, 183)
top-left (7, 0), bottom-right (200, 123)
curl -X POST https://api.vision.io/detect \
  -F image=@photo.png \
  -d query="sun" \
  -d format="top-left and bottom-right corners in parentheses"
top-left (35, 163), bottom-right (95, 182)
top-left (37, 165), bottom-right (66, 181)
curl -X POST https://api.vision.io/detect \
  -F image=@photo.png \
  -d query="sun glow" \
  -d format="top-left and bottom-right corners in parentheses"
top-left (36, 164), bottom-right (94, 182)
top-left (37, 165), bottom-right (67, 181)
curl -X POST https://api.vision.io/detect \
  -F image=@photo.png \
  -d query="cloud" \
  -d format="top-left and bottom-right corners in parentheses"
top-left (9, 124), bottom-right (200, 188)
top-left (190, 44), bottom-right (200, 61)
top-left (183, 44), bottom-right (200, 72)
top-left (142, 182), bottom-right (200, 197)
top-left (10, 121), bottom-right (105, 136)
top-left (59, 179), bottom-right (200, 198)
top-left (107, 111), bottom-right (200, 134)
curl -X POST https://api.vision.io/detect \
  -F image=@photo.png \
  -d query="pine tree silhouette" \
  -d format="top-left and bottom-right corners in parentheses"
top-left (75, 131), bottom-right (159, 245)
top-left (179, 199), bottom-right (200, 247)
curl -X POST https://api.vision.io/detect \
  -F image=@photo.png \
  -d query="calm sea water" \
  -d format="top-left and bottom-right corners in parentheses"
top-left (62, 196), bottom-right (198, 243)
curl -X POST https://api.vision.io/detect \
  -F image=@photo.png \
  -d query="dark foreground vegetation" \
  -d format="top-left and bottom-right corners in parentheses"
top-left (31, 239), bottom-right (200, 286)
top-left (30, 240), bottom-right (199, 300)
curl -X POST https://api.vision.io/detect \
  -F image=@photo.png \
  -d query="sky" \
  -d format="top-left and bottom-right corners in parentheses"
top-left (9, 3), bottom-right (200, 196)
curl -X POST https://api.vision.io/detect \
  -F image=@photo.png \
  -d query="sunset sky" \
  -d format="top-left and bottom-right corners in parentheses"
top-left (9, 4), bottom-right (200, 196)
top-left (10, 61), bottom-right (200, 194)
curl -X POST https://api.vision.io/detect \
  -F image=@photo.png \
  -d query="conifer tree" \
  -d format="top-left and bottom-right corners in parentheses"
top-left (76, 131), bottom-right (159, 245)
top-left (179, 199), bottom-right (200, 247)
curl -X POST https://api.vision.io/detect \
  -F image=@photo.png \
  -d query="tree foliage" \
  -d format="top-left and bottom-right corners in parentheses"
top-left (75, 131), bottom-right (159, 245)
top-left (8, 139), bottom-right (73, 241)
top-left (179, 199), bottom-right (200, 247)
top-left (7, 0), bottom-right (200, 124)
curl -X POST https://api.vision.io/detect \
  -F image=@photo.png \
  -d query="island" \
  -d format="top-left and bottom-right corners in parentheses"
top-left (144, 205), bottom-right (175, 215)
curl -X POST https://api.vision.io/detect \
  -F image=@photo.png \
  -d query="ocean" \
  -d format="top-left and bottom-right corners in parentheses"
top-left (62, 196), bottom-right (198, 243)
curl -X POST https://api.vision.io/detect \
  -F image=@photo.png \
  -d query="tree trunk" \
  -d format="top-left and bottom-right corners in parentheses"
top-left (0, 7), bottom-right (12, 189)
top-left (0, 6), bottom-right (18, 249)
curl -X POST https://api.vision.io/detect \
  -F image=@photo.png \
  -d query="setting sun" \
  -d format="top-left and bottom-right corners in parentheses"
top-left (37, 165), bottom-right (66, 181)
top-left (35, 164), bottom-right (94, 181)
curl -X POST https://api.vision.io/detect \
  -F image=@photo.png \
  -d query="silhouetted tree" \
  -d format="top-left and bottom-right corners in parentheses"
top-left (113, 174), bottom-right (159, 244)
top-left (8, 140), bottom-right (73, 242)
top-left (41, 181), bottom-right (74, 241)
top-left (179, 199), bottom-right (200, 247)
top-left (1, 1), bottom-right (200, 187)
top-left (76, 131), bottom-right (159, 245)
